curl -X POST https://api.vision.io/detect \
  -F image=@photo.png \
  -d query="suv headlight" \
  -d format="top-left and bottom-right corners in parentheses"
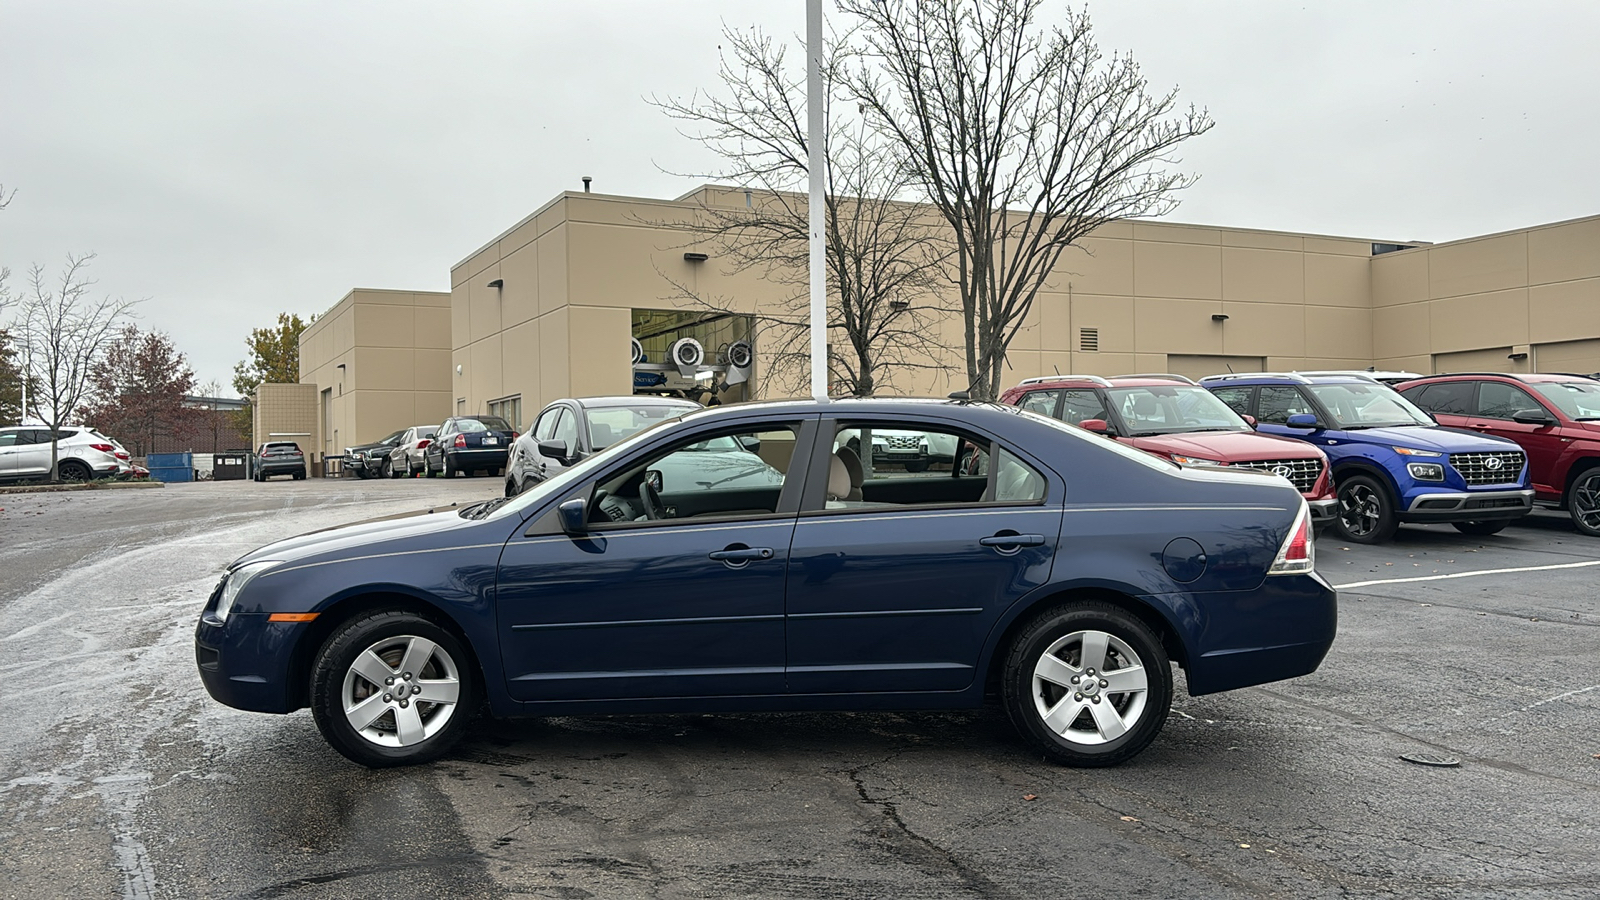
top-left (1393, 447), bottom-right (1441, 457)
top-left (214, 560), bottom-right (282, 622)
top-left (1407, 462), bottom-right (1445, 481)
top-left (1171, 455), bottom-right (1226, 467)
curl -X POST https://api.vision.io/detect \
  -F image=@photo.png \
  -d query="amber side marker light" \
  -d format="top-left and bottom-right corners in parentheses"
top-left (267, 613), bottom-right (320, 623)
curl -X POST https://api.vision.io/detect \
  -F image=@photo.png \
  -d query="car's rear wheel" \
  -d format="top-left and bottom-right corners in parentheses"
top-left (57, 460), bottom-right (92, 481)
top-left (311, 611), bottom-right (477, 768)
top-left (1568, 469), bottom-right (1600, 537)
top-left (1453, 520), bottom-right (1509, 536)
top-left (504, 476), bottom-right (519, 498)
top-left (1334, 474), bottom-right (1398, 544)
top-left (444, 456), bottom-right (458, 478)
top-left (379, 458), bottom-right (392, 479)
top-left (1002, 602), bottom-right (1172, 767)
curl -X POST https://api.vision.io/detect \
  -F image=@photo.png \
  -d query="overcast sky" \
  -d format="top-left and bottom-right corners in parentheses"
top-left (3, 1), bottom-right (1597, 391)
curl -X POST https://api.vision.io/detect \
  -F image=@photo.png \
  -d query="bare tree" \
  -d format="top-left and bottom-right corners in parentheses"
top-left (652, 25), bottom-right (948, 398)
top-left (18, 254), bottom-right (137, 480)
top-left (839, 0), bottom-right (1214, 399)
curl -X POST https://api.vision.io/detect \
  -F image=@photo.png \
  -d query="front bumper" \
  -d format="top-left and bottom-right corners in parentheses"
top-left (1402, 488), bottom-right (1534, 521)
top-left (195, 613), bottom-right (304, 714)
top-left (1307, 498), bottom-right (1338, 521)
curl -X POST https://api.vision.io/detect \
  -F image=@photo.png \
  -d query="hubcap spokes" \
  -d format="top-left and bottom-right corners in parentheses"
top-left (1340, 485), bottom-right (1378, 535)
top-left (1576, 475), bottom-right (1600, 531)
top-left (1032, 630), bottom-right (1149, 746)
top-left (342, 635), bottom-right (461, 747)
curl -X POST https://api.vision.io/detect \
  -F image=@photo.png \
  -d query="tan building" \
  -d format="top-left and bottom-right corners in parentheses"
top-left (251, 382), bottom-right (320, 461)
top-left (275, 188), bottom-right (1595, 439)
top-left (297, 288), bottom-right (453, 466)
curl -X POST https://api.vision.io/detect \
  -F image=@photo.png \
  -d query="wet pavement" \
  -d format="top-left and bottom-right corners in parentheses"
top-left (1, 480), bottom-right (1597, 899)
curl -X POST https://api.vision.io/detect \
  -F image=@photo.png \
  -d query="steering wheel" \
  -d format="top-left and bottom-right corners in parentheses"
top-left (639, 478), bottom-right (667, 520)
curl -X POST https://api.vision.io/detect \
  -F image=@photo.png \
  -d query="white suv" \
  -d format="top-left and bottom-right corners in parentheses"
top-left (0, 426), bottom-right (124, 482)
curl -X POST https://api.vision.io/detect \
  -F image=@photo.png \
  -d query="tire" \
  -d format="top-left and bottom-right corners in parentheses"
top-left (1453, 520), bottom-right (1509, 537)
top-left (444, 456), bottom-right (458, 478)
top-left (504, 476), bottom-right (518, 498)
top-left (310, 610), bottom-right (477, 768)
top-left (424, 455), bottom-right (436, 478)
top-left (294, 471), bottom-right (306, 481)
top-left (57, 460), bottom-right (93, 481)
top-left (905, 461), bottom-right (929, 474)
top-left (1568, 468), bottom-right (1600, 537)
top-left (405, 457), bottom-right (416, 478)
top-left (1333, 474), bottom-right (1398, 544)
top-left (380, 458), bottom-right (392, 479)
top-left (1002, 601), bottom-right (1172, 768)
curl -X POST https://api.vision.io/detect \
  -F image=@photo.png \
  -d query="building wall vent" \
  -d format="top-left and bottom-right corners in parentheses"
top-left (1079, 327), bottom-right (1100, 352)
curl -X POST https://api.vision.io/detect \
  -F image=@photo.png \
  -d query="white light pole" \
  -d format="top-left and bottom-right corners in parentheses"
top-left (806, 0), bottom-right (828, 402)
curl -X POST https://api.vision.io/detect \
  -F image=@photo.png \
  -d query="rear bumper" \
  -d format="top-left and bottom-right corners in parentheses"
top-left (1176, 572), bottom-right (1338, 696)
top-left (1401, 488), bottom-right (1534, 521)
top-left (446, 448), bottom-right (509, 467)
top-left (257, 462), bottom-right (305, 477)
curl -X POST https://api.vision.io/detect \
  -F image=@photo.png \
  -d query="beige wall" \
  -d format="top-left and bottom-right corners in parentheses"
top-left (300, 288), bottom-right (452, 461)
top-left (1370, 215), bottom-right (1600, 375)
top-left (440, 189), bottom-right (1600, 416)
top-left (252, 382), bottom-right (320, 472)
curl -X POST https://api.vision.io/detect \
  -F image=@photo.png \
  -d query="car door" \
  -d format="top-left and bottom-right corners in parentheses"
top-left (0, 430), bottom-right (22, 477)
top-left (1470, 381), bottom-right (1563, 494)
top-left (784, 416), bottom-right (1060, 694)
top-left (494, 416), bottom-right (816, 702)
top-left (10, 430), bottom-right (54, 477)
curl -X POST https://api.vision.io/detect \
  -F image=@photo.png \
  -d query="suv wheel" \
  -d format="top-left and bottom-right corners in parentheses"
top-left (57, 460), bottom-right (92, 481)
top-left (1002, 602), bottom-right (1172, 767)
top-left (1334, 474), bottom-right (1398, 544)
top-left (1569, 469), bottom-right (1600, 537)
top-left (310, 611), bottom-right (477, 768)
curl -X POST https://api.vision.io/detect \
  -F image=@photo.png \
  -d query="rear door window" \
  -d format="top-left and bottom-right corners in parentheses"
top-left (1017, 390), bottom-right (1061, 418)
top-left (1407, 381), bottom-right (1473, 415)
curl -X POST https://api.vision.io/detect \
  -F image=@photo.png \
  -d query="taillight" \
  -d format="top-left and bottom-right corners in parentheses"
top-left (1268, 502), bottom-right (1314, 576)
top-left (89, 443), bottom-right (115, 453)
top-left (454, 434), bottom-right (466, 448)
top-left (417, 439), bottom-right (431, 449)
top-left (511, 431), bottom-right (519, 440)
top-left (115, 451), bottom-right (130, 460)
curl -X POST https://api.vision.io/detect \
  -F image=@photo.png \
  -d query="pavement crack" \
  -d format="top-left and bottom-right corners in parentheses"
top-left (844, 762), bottom-right (1014, 900)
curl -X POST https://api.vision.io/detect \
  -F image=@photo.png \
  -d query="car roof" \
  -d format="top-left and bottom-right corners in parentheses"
top-left (1399, 372), bottom-right (1597, 385)
top-left (575, 395), bottom-right (699, 409)
top-left (1198, 373), bottom-right (1370, 386)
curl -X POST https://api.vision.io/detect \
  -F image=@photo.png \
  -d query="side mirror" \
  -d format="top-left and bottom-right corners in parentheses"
top-left (556, 497), bottom-right (588, 535)
top-left (1285, 413), bottom-right (1320, 429)
top-left (737, 435), bottom-right (762, 454)
top-left (1242, 414), bottom-right (1258, 428)
top-left (538, 439), bottom-right (570, 463)
top-left (1077, 418), bottom-right (1112, 435)
top-left (1511, 408), bottom-right (1556, 426)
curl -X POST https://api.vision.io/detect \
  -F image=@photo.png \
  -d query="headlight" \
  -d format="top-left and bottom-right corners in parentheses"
top-left (1393, 447), bottom-right (1441, 457)
top-left (1408, 462), bottom-right (1445, 481)
top-left (214, 560), bottom-right (282, 622)
top-left (1170, 455), bottom-right (1226, 467)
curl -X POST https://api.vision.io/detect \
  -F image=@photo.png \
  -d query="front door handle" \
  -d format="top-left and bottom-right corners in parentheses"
top-left (709, 546), bottom-right (775, 563)
top-left (979, 533), bottom-right (1046, 548)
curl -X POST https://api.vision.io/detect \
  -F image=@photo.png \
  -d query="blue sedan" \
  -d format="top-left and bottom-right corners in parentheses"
top-left (195, 398), bottom-right (1336, 768)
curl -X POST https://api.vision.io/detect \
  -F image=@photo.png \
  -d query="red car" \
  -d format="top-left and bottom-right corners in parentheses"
top-left (1398, 373), bottom-right (1600, 536)
top-left (1000, 374), bottom-right (1337, 521)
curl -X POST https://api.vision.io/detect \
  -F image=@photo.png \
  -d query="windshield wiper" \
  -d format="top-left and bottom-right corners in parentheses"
top-left (459, 497), bottom-right (513, 520)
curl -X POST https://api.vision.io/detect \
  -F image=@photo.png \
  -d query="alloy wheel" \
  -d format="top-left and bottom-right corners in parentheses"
top-left (1339, 484), bottom-right (1381, 537)
top-left (340, 635), bottom-right (462, 748)
top-left (1573, 471), bottom-right (1600, 535)
top-left (1031, 629), bottom-right (1150, 746)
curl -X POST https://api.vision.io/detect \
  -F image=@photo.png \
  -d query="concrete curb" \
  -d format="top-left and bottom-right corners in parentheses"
top-left (0, 480), bottom-right (166, 495)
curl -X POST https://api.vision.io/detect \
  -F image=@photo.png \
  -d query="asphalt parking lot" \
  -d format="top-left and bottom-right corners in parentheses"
top-left (2, 479), bottom-right (1597, 899)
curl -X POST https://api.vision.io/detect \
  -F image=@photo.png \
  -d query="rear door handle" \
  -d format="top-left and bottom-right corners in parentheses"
top-left (979, 533), bottom-right (1046, 547)
top-left (709, 547), bottom-right (775, 562)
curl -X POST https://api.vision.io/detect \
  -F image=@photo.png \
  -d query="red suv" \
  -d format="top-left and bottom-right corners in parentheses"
top-left (1398, 373), bottom-right (1600, 536)
top-left (999, 375), bottom-right (1337, 520)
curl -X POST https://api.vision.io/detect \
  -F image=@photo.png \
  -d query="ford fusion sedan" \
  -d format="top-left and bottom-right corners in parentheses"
top-left (505, 396), bottom-right (697, 497)
top-left (195, 399), bottom-right (1335, 769)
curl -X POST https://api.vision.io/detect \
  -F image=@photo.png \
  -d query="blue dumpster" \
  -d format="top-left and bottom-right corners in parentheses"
top-left (147, 452), bottom-right (194, 483)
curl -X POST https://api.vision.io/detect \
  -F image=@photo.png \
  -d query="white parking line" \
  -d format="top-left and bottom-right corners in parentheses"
top-left (1334, 559), bottom-right (1600, 590)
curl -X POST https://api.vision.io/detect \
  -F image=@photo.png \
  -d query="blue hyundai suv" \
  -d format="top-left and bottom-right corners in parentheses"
top-left (196, 398), bottom-right (1335, 769)
top-left (1202, 374), bottom-right (1533, 543)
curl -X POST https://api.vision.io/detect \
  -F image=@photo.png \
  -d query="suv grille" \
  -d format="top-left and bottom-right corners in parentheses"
top-left (884, 435), bottom-right (921, 450)
top-left (1232, 458), bottom-right (1323, 493)
top-left (1450, 451), bottom-right (1525, 486)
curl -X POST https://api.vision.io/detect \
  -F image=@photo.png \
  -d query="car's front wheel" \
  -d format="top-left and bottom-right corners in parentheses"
top-left (1334, 474), bottom-right (1398, 544)
top-left (311, 611), bottom-right (477, 768)
top-left (1453, 520), bottom-right (1509, 536)
top-left (1002, 602), bottom-right (1172, 767)
top-left (1568, 468), bottom-right (1600, 537)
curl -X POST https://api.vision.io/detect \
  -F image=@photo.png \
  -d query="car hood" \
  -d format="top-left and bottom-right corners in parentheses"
top-left (1128, 431), bottom-right (1325, 462)
top-left (1338, 425), bottom-right (1520, 453)
top-left (232, 503), bottom-right (492, 569)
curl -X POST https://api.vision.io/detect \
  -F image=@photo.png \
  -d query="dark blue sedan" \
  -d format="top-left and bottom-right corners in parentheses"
top-left (195, 398), bottom-right (1336, 768)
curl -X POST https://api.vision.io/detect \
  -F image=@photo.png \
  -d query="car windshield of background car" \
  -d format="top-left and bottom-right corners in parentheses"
top-left (1532, 382), bottom-right (1600, 420)
top-left (1006, 403), bottom-right (1176, 473)
top-left (483, 414), bottom-right (688, 522)
top-left (1306, 384), bottom-right (1433, 429)
top-left (1106, 386), bottom-right (1249, 436)
top-left (586, 404), bottom-right (694, 450)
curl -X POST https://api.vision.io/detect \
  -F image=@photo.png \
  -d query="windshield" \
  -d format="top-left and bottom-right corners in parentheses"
top-left (586, 403), bottom-right (696, 450)
top-left (457, 417), bottom-right (512, 434)
top-left (1532, 381), bottom-right (1600, 420)
top-left (1306, 383), bottom-right (1433, 428)
top-left (1105, 386), bottom-right (1250, 435)
top-left (484, 412), bottom-right (686, 522)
